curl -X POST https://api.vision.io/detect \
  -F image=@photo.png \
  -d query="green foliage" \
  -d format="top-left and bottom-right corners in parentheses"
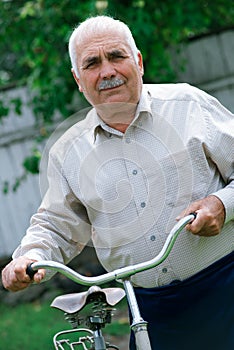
top-left (23, 149), bottom-right (41, 174)
top-left (0, 100), bottom-right (9, 119)
top-left (106, 0), bottom-right (234, 82)
top-left (0, 0), bottom-right (233, 176)
top-left (0, 299), bottom-right (129, 349)
top-left (1, 0), bottom-right (233, 115)
top-left (2, 147), bottom-right (41, 194)
top-left (10, 98), bottom-right (22, 115)
top-left (0, 0), bottom-right (97, 124)
top-left (0, 301), bottom-right (69, 350)
top-left (3, 172), bottom-right (28, 194)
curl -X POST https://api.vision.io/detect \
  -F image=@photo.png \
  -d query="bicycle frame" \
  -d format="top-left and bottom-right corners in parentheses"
top-left (28, 214), bottom-right (196, 350)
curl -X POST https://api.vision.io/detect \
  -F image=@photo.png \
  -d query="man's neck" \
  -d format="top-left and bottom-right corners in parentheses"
top-left (106, 123), bottom-right (129, 133)
top-left (95, 102), bottom-right (138, 133)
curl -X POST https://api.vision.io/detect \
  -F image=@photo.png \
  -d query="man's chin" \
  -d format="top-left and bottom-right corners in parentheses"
top-left (95, 100), bottom-right (137, 125)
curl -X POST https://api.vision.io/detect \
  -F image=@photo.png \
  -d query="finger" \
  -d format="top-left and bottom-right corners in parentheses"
top-left (186, 210), bottom-right (207, 234)
top-left (176, 209), bottom-right (198, 222)
top-left (33, 269), bottom-right (46, 284)
top-left (176, 202), bottom-right (200, 221)
top-left (10, 281), bottom-right (31, 292)
top-left (14, 263), bottom-right (32, 283)
top-left (2, 270), bottom-right (31, 292)
top-left (176, 211), bottom-right (186, 221)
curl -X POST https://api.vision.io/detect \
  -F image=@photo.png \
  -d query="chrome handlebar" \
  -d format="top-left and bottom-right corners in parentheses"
top-left (28, 214), bottom-right (196, 286)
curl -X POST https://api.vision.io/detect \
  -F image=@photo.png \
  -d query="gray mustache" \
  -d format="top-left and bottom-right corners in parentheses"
top-left (99, 78), bottom-right (124, 91)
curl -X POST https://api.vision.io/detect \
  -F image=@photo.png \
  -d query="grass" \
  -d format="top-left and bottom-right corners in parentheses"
top-left (0, 298), bottom-right (130, 349)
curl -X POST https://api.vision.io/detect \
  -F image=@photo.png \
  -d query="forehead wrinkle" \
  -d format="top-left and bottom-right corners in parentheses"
top-left (81, 46), bottom-right (129, 63)
top-left (79, 35), bottom-right (131, 54)
top-left (83, 47), bottom-right (129, 62)
top-left (77, 33), bottom-right (134, 73)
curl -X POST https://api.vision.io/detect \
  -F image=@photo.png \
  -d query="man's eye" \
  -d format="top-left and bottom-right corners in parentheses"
top-left (83, 59), bottom-right (99, 69)
top-left (85, 62), bottom-right (96, 69)
top-left (111, 54), bottom-right (126, 60)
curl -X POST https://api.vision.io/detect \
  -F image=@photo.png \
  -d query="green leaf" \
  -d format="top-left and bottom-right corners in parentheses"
top-left (11, 98), bottom-right (22, 116)
top-left (23, 150), bottom-right (41, 174)
top-left (0, 100), bottom-right (9, 119)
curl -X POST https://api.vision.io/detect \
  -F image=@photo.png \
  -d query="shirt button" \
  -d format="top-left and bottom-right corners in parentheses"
top-left (132, 169), bottom-right (138, 175)
top-left (140, 202), bottom-right (146, 208)
top-left (162, 268), bottom-right (168, 273)
top-left (150, 235), bottom-right (156, 241)
top-left (125, 137), bottom-right (131, 144)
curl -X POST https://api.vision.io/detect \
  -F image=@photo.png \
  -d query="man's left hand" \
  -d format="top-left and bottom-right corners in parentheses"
top-left (177, 195), bottom-right (225, 237)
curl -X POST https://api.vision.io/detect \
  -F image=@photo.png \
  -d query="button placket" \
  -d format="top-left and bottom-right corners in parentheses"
top-left (125, 137), bottom-right (131, 144)
top-left (157, 265), bottom-right (180, 287)
top-left (122, 131), bottom-right (148, 214)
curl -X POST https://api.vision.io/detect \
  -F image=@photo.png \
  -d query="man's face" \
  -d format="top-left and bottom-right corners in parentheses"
top-left (72, 30), bottom-right (144, 107)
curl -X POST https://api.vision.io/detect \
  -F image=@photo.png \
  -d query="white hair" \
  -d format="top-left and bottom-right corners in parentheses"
top-left (68, 16), bottom-right (140, 77)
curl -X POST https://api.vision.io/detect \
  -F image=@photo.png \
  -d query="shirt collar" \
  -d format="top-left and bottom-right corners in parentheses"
top-left (133, 86), bottom-right (153, 121)
top-left (90, 85), bottom-right (153, 142)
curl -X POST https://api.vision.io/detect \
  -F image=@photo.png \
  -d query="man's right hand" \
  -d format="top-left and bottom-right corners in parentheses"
top-left (1, 256), bottom-right (45, 292)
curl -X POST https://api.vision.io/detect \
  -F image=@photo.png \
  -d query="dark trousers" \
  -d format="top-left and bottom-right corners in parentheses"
top-left (129, 251), bottom-right (234, 350)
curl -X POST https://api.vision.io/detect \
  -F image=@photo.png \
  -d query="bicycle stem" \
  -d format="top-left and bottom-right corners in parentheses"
top-left (123, 279), bottom-right (152, 349)
top-left (123, 279), bottom-right (143, 323)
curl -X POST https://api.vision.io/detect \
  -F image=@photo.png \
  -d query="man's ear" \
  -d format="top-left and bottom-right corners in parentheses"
top-left (71, 68), bottom-right (83, 92)
top-left (137, 51), bottom-right (144, 76)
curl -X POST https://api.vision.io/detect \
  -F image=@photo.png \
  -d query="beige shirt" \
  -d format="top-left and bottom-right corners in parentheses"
top-left (13, 83), bottom-right (234, 288)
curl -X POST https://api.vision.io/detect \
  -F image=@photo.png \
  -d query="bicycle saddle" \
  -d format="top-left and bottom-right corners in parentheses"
top-left (51, 286), bottom-right (126, 314)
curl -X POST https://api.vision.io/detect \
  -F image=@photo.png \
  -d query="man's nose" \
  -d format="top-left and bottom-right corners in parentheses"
top-left (100, 59), bottom-right (116, 79)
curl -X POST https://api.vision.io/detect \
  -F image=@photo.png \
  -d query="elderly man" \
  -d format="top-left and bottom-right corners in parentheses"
top-left (2, 16), bottom-right (234, 350)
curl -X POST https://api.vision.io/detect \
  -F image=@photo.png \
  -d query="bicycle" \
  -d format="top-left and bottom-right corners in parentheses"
top-left (27, 213), bottom-right (196, 350)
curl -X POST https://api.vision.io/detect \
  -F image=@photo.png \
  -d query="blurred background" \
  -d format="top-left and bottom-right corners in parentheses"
top-left (0, 1), bottom-right (234, 348)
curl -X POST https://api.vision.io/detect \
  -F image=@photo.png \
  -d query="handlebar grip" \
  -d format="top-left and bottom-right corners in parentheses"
top-left (189, 212), bottom-right (197, 221)
top-left (26, 263), bottom-right (37, 279)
